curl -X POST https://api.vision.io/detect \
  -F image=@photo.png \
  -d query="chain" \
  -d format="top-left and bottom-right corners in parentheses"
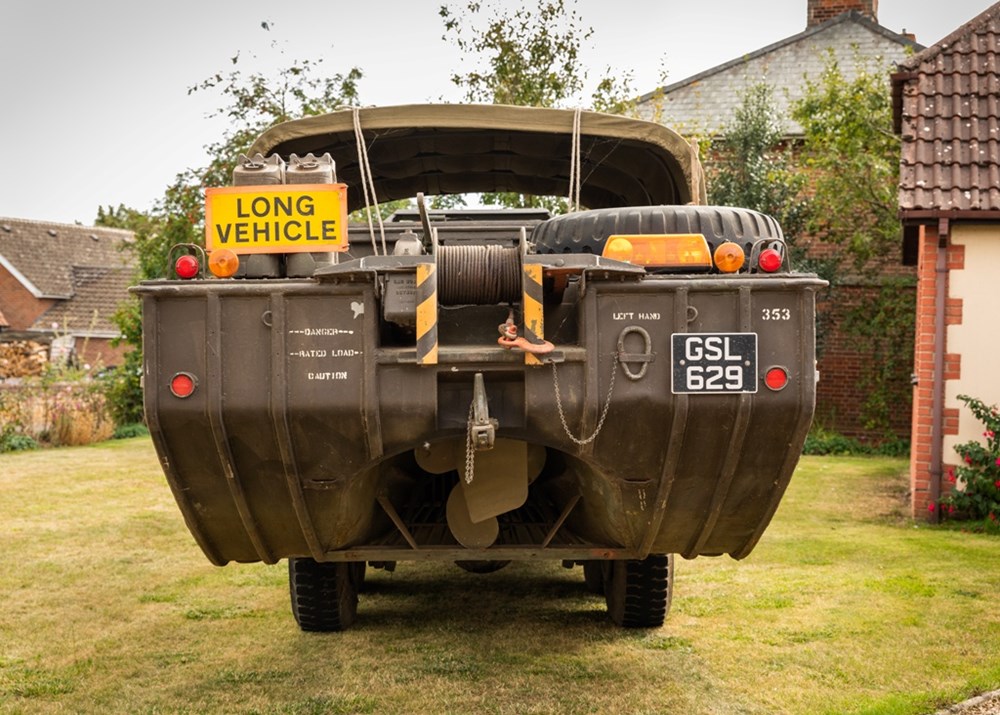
top-left (552, 356), bottom-right (617, 446)
top-left (464, 401), bottom-right (476, 484)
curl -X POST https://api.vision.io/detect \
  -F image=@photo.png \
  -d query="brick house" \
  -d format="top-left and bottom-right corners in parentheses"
top-left (893, 3), bottom-right (1000, 519)
top-left (0, 218), bottom-right (136, 369)
top-left (635, 0), bottom-right (923, 440)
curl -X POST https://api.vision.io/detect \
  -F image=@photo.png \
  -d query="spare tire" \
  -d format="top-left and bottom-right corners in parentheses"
top-left (531, 205), bottom-right (784, 257)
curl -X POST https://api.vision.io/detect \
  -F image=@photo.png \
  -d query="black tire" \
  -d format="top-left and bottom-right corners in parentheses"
top-left (454, 560), bottom-right (511, 574)
top-left (603, 554), bottom-right (674, 628)
top-left (288, 558), bottom-right (363, 632)
top-left (531, 205), bottom-right (784, 257)
top-left (582, 561), bottom-right (605, 595)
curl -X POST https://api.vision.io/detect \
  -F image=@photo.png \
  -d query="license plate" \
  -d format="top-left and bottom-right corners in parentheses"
top-left (671, 333), bottom-right (758, 394)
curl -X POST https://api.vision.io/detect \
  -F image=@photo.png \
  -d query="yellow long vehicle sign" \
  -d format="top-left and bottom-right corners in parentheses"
top-left (205, 184), bottom-right (349, 254)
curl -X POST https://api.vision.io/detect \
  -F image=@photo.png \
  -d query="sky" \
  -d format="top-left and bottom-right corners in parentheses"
top-left (1, 0), bottom-right (994, 225)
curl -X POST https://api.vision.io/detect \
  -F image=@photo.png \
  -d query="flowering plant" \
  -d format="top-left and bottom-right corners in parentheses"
top-left (940, 394), bottom-right (1000, 526)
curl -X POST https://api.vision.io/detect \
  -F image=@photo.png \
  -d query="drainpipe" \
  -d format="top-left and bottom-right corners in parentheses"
top-left (928, 217), bottom-right (949, 523)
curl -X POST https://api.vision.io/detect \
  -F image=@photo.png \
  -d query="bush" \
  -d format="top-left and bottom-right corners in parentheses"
top-left (2, 378), bottom-right (116, 449)
top-left (113, 423), bottom-right (149, 439)
top-left (0, 425), bottom-right (39, 453)
top-left (100, 359), bottom-right (144, 428)
top-left (803, 424), bottom-right (909, 457)
top-left (939, 394), bottom-right (1000, 525)
top-left (48, 383), bottom-right (115, 446)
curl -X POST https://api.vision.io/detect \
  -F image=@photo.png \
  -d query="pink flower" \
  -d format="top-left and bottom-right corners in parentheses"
top-left (948, 505), bottom-right (956, 514)
top-left (948, 468), bottom-right (956, 483)
top-left (986, 430), bottom-right (995, 438)
top-left (995, 480), bottom-right (1000, 489)
top-left (995, 457), bottom-right (1000, 467)
top-left (928, 502), bottom-right (936, 512)
top-left (965, 455), bottom-right (973, 465)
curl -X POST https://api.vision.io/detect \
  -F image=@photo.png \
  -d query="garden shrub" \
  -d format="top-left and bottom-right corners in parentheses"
top-left (940, 394), bottom-right (1000, 525)
top-left (803, 424), bottom-right (909, 457)
top-left (113, 423), bottom-right (150, 439)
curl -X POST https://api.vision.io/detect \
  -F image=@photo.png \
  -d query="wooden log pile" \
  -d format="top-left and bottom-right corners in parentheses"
top-left (0, 341), bottom-right (48, 378)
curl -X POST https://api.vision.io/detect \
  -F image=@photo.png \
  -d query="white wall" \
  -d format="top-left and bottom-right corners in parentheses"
top-left (944, 224), bottom-right (1000, 459)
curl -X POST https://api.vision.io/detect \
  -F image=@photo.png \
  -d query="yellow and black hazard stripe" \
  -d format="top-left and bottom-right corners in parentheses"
top-left (416, 263), bottom-right (438, 365)
top-left (522, 263), bottom-right (544, 365)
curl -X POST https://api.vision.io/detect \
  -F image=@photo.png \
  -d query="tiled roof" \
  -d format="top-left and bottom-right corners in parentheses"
top-left (28, 265), bottom-right (134, 337)
top-left (636, 12), bottom-right (921, 137)
top-left (0, 217), bottom-right (136, 337)
top-left (896, 3), bottom-right (1000, 213)
top-left (0, 217), bottom-right (134, 299)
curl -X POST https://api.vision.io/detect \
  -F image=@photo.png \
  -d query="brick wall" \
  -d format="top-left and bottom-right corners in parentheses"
top-left (808, 0), bottom-right (877, 26)
top-left (76, 337), bottom-right (128, 369)
top-left (0, 264), bottom-right (54, 329)
top-left (814, 282), bottom-right (915, 439)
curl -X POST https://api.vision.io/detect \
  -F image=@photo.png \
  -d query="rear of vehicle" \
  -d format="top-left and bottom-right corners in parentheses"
top-left (133, 105), bottom-right (825, 631)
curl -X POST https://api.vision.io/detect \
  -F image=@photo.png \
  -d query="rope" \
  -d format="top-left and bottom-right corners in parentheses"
top-left (351, 107), bottom-right (387, 255)
top-left (567, 107), bottom-right (583, 212)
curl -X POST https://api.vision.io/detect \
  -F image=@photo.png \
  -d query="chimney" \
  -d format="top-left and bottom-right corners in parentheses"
top-left (807, 0), bottom-right (878, 27)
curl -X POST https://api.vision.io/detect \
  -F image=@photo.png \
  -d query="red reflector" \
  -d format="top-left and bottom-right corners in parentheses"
top-left (765, 367), bottom-right (788, 391)
top-left (175, 255), bottom-right (199, 279)
top-left (170, 372), bottom-right (197, 398)
top-left (758, 248), bottom-right (783, 273)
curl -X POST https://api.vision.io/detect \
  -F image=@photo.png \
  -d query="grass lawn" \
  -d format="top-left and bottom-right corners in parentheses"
top-left (1, 439), bottom-right (998, 714)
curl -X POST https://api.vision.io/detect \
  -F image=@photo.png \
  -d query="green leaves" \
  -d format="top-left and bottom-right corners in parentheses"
top-left (942, 395), bottom-right (1000, 524)
top-left (442, 0), bottom-right (593, 108)
top-left (440, 0), bottom-right (635, 211)
top-left (708, 83), bottom-right (808, 255)
top-left (791, 51), bottom-right (900, 272)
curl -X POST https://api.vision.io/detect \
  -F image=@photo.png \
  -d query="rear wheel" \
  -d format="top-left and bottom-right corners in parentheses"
top-left (288, 558), bottom-right (365, 632)
top-left (603, 554), bottom-right (673, 628)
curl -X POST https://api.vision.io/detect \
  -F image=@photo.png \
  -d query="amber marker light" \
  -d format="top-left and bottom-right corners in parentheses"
top-left (713, 242), bottom-right (745, 273)
top-left (604, 237), bottom-right (635, 263)
top-left (602, 234), bottom-right (712, 270)
top-left (209, 248), bottom-right (240, 278)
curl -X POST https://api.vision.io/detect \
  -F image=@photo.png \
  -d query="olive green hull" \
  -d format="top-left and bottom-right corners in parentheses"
top-left (137, 271), bottom-right (824, 566)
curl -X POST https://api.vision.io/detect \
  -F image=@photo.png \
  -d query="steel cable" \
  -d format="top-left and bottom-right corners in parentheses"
top-left (437, 244), bottom-right (521, 305)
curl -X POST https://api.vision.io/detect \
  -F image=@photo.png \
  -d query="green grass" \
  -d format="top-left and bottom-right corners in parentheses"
top-left (1, 440), bottom-right (998, 714)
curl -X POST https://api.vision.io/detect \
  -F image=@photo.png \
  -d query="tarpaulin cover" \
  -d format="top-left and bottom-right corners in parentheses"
top-left (248, 104), bottom-right (706, 212)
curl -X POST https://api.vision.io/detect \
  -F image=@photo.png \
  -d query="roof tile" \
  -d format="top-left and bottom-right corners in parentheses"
top-left (0, 217), bottom-right (136, 338)
top-left (897, 3), bottom-right (1000, 212)
top-left (636, 12), bottom-right (920, 136)
top-left (0, 217), bottom-right (134, 298)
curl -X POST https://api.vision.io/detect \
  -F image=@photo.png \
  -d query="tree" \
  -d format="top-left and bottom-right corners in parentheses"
top-left (791, 52), bottom-right (900, 272)
top-left (708, 83), bottom-right (808, 259)
top-left (791, 53), bottom-right (914, 440)
top-left (439, 0), bottom-right (635, 210)
top-left (443, 0), bottom-right (587, 107)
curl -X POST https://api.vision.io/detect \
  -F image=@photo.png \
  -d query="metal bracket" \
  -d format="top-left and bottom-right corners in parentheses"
top-left (470, 372), bottom-right (498, 450)
top-left (617, 325), bottom-right (655, 381)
